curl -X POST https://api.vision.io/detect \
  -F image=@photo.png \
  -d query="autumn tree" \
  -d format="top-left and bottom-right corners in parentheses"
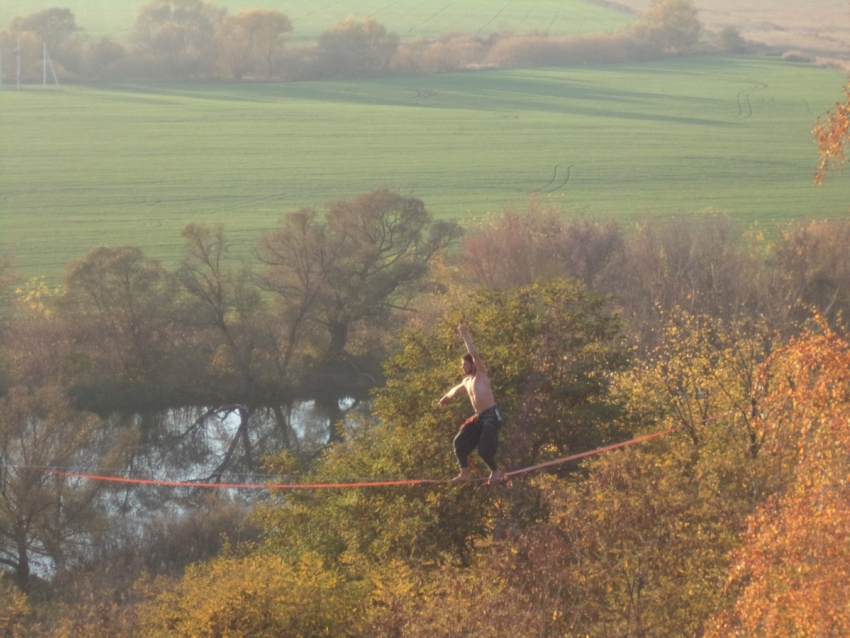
top-left (718, 26), bottom-right (747, 54)
top-left (256, 189), bottom-right (458, 433)
top-left (60, 245), bottom-right (183, 411)
top-left (316, 17), bottom-right (399, 78)
top-left (249, 297), bottom-right (792, 637)
top-left (814, 84), bottom-right (850, 184)
top-left (0, 279), bottom-right (69, 391)
top-left (0, 250), bottom-right (15, 337)
top-left (523, 311), bottom-right (776, 635)
top-left (175, 224), bottom-right (297, 477)
top-left (614, 213), bottom-right (761, 351)
top-left (10, 7), bottom-right (86, 73)
top-left (706, 322), bottom-right (850, 637)
top-left (0, 386), bottom-right (121, 592)
top-left (176, 224), bottom-right (270, 399)
top-left (419, 311), bottom-right (779, 637)
top-left (131, 0), bottom-right (225, 80)
top-left (456, 199), bottom-right (624, 290)
top-left (83, 36), bottom-right (129, 81)
top-left (136, 551), bottom-right (366, 637)
top-left (216, 9), bottom-right (292, 80)
top-left (766, 219), bottom-right (850, 327)
top-left (258, 280), bottom-right (629, 569)
top-left (631, 0), bottom-right (701, 53)
top-left (457, 208), bottom-right (850, 348)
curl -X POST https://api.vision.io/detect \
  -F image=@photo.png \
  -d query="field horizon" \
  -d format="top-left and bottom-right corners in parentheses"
top-left (0, 0), bottom-right (636, 46)
top-left (1, 55), bottom-right (848, 285)
top-left (4, 0), bottom-right (847, 61)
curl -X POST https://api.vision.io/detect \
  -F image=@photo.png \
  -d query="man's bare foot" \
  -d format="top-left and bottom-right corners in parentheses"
top-left (451, 468), bottom-right (472, 482)
top-left (486, 470), bottom-right (504, 485)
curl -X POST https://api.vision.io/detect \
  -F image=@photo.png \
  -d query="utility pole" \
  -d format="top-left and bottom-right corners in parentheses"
top-left (15, 34), bottom-right (20, 89)
top-left (43, 42), bottom-right (59, 86)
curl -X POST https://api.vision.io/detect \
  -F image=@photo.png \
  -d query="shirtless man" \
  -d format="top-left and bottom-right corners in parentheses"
top-left (439, 324), bottom-right (504, 485)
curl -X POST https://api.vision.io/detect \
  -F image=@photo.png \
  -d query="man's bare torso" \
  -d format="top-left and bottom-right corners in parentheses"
top-left (463, 373), bottom-right (495, 414)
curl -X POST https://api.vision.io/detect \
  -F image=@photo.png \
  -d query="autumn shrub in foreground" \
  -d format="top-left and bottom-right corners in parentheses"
top-left (137, 551), bottom-right (366, 638)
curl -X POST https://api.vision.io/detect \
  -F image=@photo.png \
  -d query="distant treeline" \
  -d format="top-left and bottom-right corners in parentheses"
top-left (1, 191), bottom-right (850, 632)
top-left (0, 0), bottom-right (752, 83)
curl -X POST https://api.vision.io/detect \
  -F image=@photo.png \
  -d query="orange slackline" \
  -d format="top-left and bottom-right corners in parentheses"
top-left (29, 421), bottom-right (698, 490)
top-left (40, 469), bottom-right (446, 489)
top-left (504, 424), bottom-right (683, 478)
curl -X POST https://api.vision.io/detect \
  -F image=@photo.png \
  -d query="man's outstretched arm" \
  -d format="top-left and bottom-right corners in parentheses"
top-left (439, 382), bottom-right (467, 406)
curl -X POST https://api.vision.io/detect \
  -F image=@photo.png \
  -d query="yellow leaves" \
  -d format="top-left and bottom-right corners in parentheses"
top-left (813, 86), bottom-right (850, 184)
top-left (210, 344), bottom-right (236, 377)
top-left (0, 574), bottom-right (28, 638)
top-left (139, 551), bottom-right (366, 637)
top-left (14, 277), bottom-right (57, 318)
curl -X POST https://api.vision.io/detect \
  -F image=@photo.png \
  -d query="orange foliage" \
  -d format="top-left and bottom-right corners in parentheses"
top-left (707, 320), bottom-right (850, 637)
top-left (813, 86), bottom-right (850, 184)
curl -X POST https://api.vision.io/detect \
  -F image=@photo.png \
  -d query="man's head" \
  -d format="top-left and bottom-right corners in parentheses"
top-left (462, 353), bottom-right (475, 376)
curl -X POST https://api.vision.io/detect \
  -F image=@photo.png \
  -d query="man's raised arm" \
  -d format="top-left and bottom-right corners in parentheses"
top-left (459, 325), bottom-right (487, 375)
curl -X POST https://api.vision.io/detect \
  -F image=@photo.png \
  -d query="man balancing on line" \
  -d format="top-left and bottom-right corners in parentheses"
top-left (439, 324), bottom-right (504, 485)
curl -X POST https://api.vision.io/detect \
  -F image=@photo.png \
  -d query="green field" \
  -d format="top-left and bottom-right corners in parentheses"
top-left (1, 55), bottom-right (848, 284)
top-left (0, 0), bottom-right (636, 44)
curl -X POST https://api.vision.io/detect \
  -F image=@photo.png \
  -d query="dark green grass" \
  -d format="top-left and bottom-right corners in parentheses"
top-left (1, 0), bottom-right (635, 44)
top-left (1, 56), bottom-right (847, 284)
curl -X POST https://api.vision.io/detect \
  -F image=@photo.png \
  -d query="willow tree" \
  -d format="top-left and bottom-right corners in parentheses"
top-left (131, 0), bottom-right (224, 79)
top-left (316, 17), bottom-right (399, 78)
top-left (216, 9), bottom-right (292, 79)
top-left (0, 386), bottom-right (123, 592)
top-left (256, 189), bottom-right (459, 437)
top-left (60, 245), bottom-right (182, 408)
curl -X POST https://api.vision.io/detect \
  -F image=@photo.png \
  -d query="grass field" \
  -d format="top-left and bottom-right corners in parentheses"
top-left (0, 0), bottom-right (636, 45)
top-left (1, 55), bottom-right (848, 284)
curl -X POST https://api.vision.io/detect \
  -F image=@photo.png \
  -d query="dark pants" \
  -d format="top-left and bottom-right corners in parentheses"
top-left (454, 406), bottom-right (501, 471)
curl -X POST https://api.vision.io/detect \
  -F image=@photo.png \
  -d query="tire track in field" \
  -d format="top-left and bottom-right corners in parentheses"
top-left (546, 164), bottom-right (572, 193)
top-left (534, 165), bottom-right (559, 192)
top-left (532, 164), bottom-right (573, 193)
top-left (801, 99), bottom-right (816, 118)
top-left (545, 11), bottom-right (561, 34)
top-left (477, 2), bottom-right (512, 34)
top-left (138, 193), bottom-right (292, 213)
top-left (301, 0), bottom-right (347, 19)
top-left (409, 2), bottom-right (457, 34)
top-left (369, 0), bottom-right (404, 19)
top-left (513, 6), bottom-right (534, 32)
top-left (736, 82), bottom-right (768, 119)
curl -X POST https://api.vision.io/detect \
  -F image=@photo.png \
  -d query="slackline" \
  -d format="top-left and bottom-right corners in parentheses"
top-left (26, 423), bottom-right (689, 490)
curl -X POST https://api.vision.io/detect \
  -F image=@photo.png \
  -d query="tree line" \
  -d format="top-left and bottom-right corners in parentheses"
top-left (1, 184), bottom-right (850, 633)
top-left (0, 0), bottom-right (730, 83)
